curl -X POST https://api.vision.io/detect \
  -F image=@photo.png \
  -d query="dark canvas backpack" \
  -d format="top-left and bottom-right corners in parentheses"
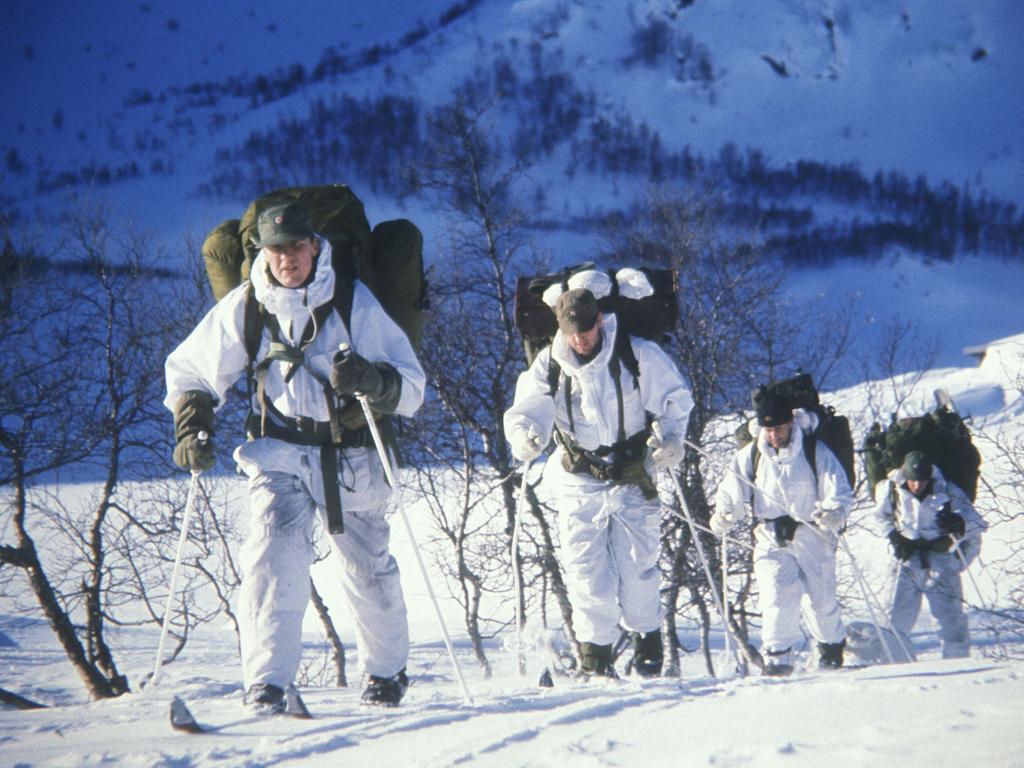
top-left (862, 392), bottom-right (981, 501)
top-left (513, 262), bottom-right (678, 392)
top-left (735, 371), bottom-right (856, 490)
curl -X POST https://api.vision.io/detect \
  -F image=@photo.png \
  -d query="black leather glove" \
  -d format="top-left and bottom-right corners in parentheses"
top-left (331, 349), bottom-right (402, 413)
top-left (937, 510), bottom-right (966, 538)
top-left (888, 529), bottom-right (916, 562)
top-left (930, 534), bottom-right (956, 553)
top-left (172, 391), bottom-right (216, 471)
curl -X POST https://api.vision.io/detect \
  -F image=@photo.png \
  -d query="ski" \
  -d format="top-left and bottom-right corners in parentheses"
top-left (170, 696), bottom-right (204, 734)
top-left (169, 687), bottom-right (313, 734)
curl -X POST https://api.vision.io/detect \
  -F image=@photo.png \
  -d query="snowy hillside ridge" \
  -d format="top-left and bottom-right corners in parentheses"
top-left (4, 0), bottom-right (1022, 262)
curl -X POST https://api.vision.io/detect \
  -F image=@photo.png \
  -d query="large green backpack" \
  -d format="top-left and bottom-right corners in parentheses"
top-left (201, 184), bottom-right (425, 353)
top-left (862, 392), bottom-right (981, 501)
top-left (513, 262), bottom-right (678, 380)
top-left (735, 371), bottom-right (856, 490)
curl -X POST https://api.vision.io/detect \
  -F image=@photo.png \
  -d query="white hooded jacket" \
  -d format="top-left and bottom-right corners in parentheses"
top-left (503, 313), bottom-right (693, 460)
top-left (715, 413), bottom-right (853, 526)
top-left (165, 238), bottom-right (425, 467)
top-left (871, 465), bottom-right (986, 542)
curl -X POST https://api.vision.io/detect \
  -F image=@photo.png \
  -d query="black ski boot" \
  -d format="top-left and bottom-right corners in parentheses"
top-left (361, 668), bottom-right (409, 707)
top-left (762, 647), bottom-right (794, 677)
top-left (817, 639), bottom-right (846, 670)
top-left (580, 642), bottom-right (616, 678)
top-left (632, 630), bottom-right (663, 678)
top-left (245, 683), bottom-right (286, 715)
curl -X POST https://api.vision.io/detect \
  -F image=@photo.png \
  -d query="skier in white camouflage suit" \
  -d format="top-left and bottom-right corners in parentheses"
top-left (711, 390), bottom-right (853, 675)
top-left (504, 283), bottom-right (693, 678)
top-left (872, 450), bottom-right (987, 659)
top-left (165, 202), bottom-right (425, 712)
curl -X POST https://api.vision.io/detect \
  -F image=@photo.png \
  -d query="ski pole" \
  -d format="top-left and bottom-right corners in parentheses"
top-left (664, 465), bottom-right (747, 674)
top-left (351, 386), bottom-right (474, 706)
top-left (801, 523), bottom-right (913, 663)
top-left (721, 534), bottom-right (732, 662)
top-left (663, 508), bottom-right (754, 551)
top-left (511, 460), bottom-right (531, 677)
top-left (952, 540), bottom-right (987, 609)
top-left (833, 534), bottom-right (900, 664)
top-left (658, 456), bottom-right (746, 674)
top-left (151, 432), bottom-right (207, 686)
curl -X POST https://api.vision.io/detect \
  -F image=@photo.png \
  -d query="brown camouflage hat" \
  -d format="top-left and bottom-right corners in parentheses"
top-left (555, 288), bottom-right (599, 334)
top-left (252, 202), bottom-right (314, 248)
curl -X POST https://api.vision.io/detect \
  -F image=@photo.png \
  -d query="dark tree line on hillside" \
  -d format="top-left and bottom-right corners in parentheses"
top-left (199, 95), bottom-right (421, 199)
top-left (196, 58), bottom-right (1023, 266)
top-left (125, 1), bottom-right (485, 113)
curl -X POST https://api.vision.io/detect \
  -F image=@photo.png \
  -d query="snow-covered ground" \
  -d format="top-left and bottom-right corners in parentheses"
top-left (2, 334), bottom-right (1023, 767)
top-left (3, 1), bottom-right (1023, 765)
top-left (2, 613), bottom-right (1023, 767)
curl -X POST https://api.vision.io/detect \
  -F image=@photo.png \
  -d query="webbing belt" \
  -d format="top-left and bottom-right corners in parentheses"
top-left (247, 302), bottom-right (353, 535)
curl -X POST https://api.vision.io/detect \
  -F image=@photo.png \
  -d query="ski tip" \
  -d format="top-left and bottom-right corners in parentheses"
top-left (538, 668), bottom-right (555, 688)
top-left (285, 687), bottom-right (313, 719)
top-left (170, 696), bottom-right (205, 734)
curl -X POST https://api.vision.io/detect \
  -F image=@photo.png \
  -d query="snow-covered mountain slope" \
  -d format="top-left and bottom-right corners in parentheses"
top-left (4, 1), bottom-right (1021, 376)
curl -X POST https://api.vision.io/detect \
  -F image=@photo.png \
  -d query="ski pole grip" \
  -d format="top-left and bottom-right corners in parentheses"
top-left (336, 343), bottom-right (364, 397)
top-left (197, 430), bottom-right (209, 444)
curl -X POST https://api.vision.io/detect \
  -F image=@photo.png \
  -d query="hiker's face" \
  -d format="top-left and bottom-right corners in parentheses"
top-left (907, 478), bottom-right (930, 496)
top-left (265, 238), bottom-right (318, 288)
top-left (763, 421), bottom-right (793, 450)
top-left (567, 314), bottom-right (602, 356)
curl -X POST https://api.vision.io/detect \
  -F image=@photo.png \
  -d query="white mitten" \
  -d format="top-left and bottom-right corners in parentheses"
top-left (812, 502), bottom-right (845, 532)
top-left (510, 426), bottom-right (544, 463)
top-left (709, 510), bottom-right (738, 536)
top-left (647, 433), bottom-right (683, 468)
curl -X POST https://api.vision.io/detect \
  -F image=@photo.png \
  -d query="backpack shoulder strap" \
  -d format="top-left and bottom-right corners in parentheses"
top-left (547, 352), bottom-right (560, 398)
top-left (242, 283), bottom-right (264, 364)
top-left (805, 431), bottom-right (819, 483)
top-left (332, 271), bottom-right (356, 336)
top-left (615, 331), bottom-right (640, 388)
top-left (750, 438), bottom-right (761, 483)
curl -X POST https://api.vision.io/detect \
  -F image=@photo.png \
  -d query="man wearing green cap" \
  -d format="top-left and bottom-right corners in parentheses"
top-left (165, 201), bottom-right (425, 712)
top-left (871, 450), bottom-right (987, 658)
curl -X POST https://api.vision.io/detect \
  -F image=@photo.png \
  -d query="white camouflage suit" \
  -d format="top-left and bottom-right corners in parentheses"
top-left (715, 416), bottom-right (853, 655)
top-left (503, 314), bottom-right (693, 646)
top-left (871, 466), bottom-right (986, 658)
top-left (165, 239), bottom-right (425, 689)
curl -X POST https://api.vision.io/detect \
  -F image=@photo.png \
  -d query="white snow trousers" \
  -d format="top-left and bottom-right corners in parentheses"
top-left (754, 523), bottom-right (846, 653)
top-left (236, 443), bottom-right (408, 689)
top-left (890, 553), bottom-right (970, 658)
top-left (552, 461), bottom-right (663, 646)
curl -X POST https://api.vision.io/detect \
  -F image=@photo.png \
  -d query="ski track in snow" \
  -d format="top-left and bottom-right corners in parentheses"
top-left (3, 655), bottom-right (1023, 767)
